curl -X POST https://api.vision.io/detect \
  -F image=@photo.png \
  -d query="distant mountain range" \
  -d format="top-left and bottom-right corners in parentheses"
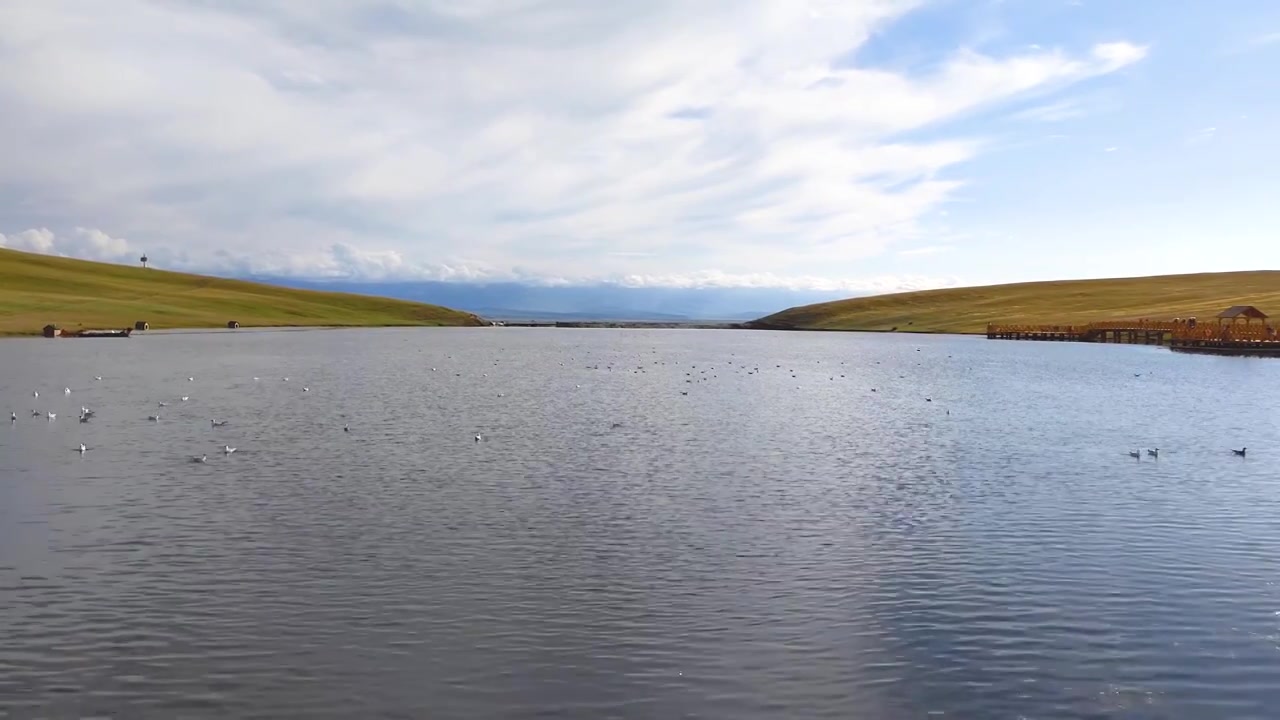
top-left (247, 278), bottom-right (855, 322)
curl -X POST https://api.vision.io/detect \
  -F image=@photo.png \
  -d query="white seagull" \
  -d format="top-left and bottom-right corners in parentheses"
top-left (94, 376), bottom-right (102, 381)
top-left (31, 410), bottom-right (41, 418)
top-left (191, 454), bottom-right (208, 463)
top-left (47, 412), bottom-right (56, 420)
top-left (158, 402), bottom-right (168, 407)
top-left (32, 391), bottom-right (38, 398)
top-left (64, 387), bottom-right (71, 395)
top-left (148, 414), bottom-right (161, 421)
top-left (188, 377), bottom-right (194, 382)
top-left (223, 445), bottom-right (237, 454)
top-left (474, 433), bottom-right (482, 442)
top-left (181, 396), bottom-right (189, 402)
top-left (303, 387), bottom-right (310, 392)
top-left (79, 415), bottom-right (90, 424)
top-left (77, 443), bottom-right (87, 453)
top-left (10, 411), bottom-right (16, 422)
top-left (211, 419), bottom-right (228, 427)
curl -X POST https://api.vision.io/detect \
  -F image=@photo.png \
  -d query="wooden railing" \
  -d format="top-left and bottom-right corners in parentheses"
top-left (1085, 320), bottom-right (1185, 332)
top-left (988, 320), bottom-right (1187, 336)
top-left (1173, 325), bottom-right (1277, 342)
top-left (990, 319), bottom-right (1280, 344)
top-left (986, 324), bottom-right (1086, 334)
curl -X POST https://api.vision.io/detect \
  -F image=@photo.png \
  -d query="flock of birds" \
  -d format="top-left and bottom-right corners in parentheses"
top-left (9, 375), bottom-right (289, 464)
top-left (1128, 447), bottom-right (1247, 460)
top-left (7, 349), bottom-right (1257, 465)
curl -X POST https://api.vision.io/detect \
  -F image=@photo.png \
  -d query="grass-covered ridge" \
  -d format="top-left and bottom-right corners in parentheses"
top-left (0, 248), bottom-right (485, 335)
top-left (753, 271), bottom-right (1280, 334)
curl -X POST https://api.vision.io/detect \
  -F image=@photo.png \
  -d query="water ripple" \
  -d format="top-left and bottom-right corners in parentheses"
top-left (3, 329), bottom-right (1280, 717)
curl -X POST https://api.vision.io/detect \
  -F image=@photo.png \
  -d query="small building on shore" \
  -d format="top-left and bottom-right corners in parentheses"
top-left (42, 324), bottom-right (61, 338)
top-left (1218, 306), bottom-right (1268, 326)
top-left (134, 321), bottom-right (149, 331)
top-left (227, 320), bottom-right (240, 329)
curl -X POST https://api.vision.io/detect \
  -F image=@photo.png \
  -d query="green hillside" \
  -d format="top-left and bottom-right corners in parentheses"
top-left (753, 271), bottom-right (1280, 334)
top-left (0, 248), bottom-right (485, 335)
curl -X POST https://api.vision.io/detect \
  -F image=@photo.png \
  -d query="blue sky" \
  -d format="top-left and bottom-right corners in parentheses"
top-left (0, 1), bottom-right (1277, 294)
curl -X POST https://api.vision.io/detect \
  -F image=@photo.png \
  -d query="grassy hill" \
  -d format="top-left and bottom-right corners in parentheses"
top-left (0, 248), bottom-right (485, 335)
top-left (753, 271), bottom-right (1280, 334)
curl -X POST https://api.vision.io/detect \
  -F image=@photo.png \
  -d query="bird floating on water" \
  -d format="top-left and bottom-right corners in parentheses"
top-left (181, 396), bottom-right (189, 402)
top-left (158, 402), bottom-right (168, 407)
top-left (31, 410), bottom-right (41, 418)
top-left (94, 376), bottom-right (102, 381)
top-left (223, 445), bottom-right (237, 454)
top-left (46, 412), bottom-right (56, 420)
top-left (1147, 448), bottom-right (1159, 458)
top-left (9, 411), bottom-right (15, 422)
top-left (64, 387), bottom-right (71, 395)
top-left (79, 415), bottom-right (90, 424)
top-left (303, 387), bottom-right (310, 392)
top-left (474, 434), bottom-right (482, 442)
top-left (191, 454), bottom-right (208, 463)
top-left (211, 419), bottom-right (228, 427)
top-left (148, 415), bottom-right (160, 421)
top-left (343, 424), bottom-right (349, 433)
top-left (32, 391), bottom-right (38, 398)
top-left (188, 377), bottom-right (194, 382)
top-left (1232, 448), bottom-right (1247, 457)
top-left (1128, 450), bottom-right (1141, 459)
top-left (77, 444), bottom-right (86, 454)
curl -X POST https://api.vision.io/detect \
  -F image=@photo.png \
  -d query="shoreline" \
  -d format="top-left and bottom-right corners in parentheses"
top-left (0, 323), bottom-right (481, 340)
top-left (0, 321), bottom-right (984, 339)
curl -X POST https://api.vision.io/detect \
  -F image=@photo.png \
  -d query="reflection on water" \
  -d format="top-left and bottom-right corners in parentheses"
top-left (3, 327), bottom-right (1280, 718)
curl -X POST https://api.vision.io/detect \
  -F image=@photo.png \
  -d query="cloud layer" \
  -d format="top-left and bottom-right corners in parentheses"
top-left (0, 1), bottom-right (1145, 289)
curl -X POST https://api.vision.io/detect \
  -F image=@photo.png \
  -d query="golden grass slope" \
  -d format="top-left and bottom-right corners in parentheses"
top-left (754, 271), bottom-right (1280, 334)
top-left (0, 248), bottom-right (485, 335)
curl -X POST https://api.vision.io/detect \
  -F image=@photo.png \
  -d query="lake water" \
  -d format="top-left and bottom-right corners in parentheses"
top-left (3, 327), bottom-right (1280, 719)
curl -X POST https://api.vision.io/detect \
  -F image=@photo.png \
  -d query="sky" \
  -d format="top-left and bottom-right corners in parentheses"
top-left (1, 0), bottom-right (1278, 294)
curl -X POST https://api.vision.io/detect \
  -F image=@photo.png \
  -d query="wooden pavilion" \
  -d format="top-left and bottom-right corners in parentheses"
top-left (1217, 306), bottom-right (1268, 327)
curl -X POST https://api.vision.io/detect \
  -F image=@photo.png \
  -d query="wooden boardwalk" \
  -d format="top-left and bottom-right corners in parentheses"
top-left (989, 319), bottom-right (1280, 353)
top-left (987, 321), bottom-right (1182, 345)
top-left (1169, 325), bottom-right (1280, 354)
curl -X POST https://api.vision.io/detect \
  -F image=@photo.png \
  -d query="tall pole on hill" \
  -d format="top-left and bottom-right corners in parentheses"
top-left (140, 254), bottom-right (148, 269)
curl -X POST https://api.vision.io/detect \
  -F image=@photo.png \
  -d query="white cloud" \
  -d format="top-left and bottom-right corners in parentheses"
top-left (0, 2), bottom-right (1147, 287)
top-left (1092, 42), bottom-right (1148, 69)
top-left (0, 227), bottom-right (133, 262)
top-left (0, 228), bottom-right (56, 254)
top-left (1012, 99), bottom-right (1085, 122)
